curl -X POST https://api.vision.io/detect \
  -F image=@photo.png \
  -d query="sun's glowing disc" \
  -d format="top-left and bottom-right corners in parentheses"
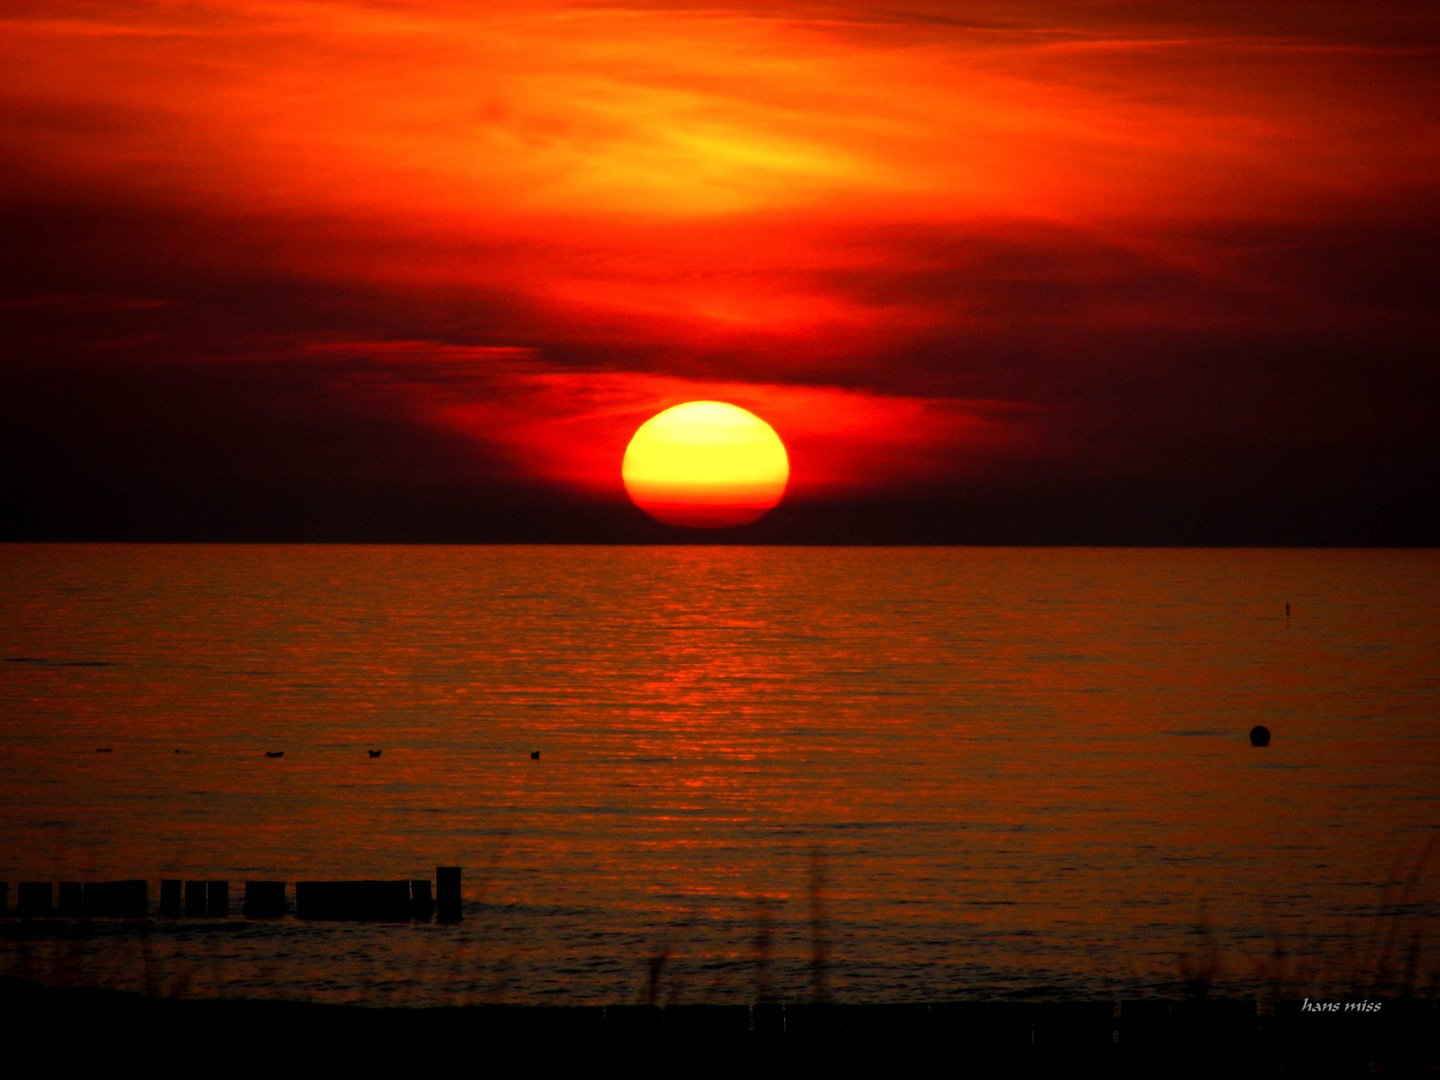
top-left (622, 401), bottom-right (789, 527)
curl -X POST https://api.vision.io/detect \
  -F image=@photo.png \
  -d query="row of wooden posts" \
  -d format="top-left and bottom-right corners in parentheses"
top-left (0, 867), bottom-right (462, 922)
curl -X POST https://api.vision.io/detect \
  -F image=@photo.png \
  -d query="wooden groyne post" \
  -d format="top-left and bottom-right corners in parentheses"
top-left (436, 866), bottom-right (461, 922)
top-left (295, 880), bottom-right (414, 921)
top-left (184, 880), bottom-right (207, 917)
top-left (16, 883), bottom-right (52, 916)
top-left (4, 868), bottom-right (460, 922)
top-left (243, 881), bottom-right (287, 918)
top-left (410, 879), bottom-right (433, 920)
top-left (15, 881), bottom-right (148, 917)
top-left (59, 881), bottom-right (84, 916)
top-left (84, 880), bottom-right (148, 917)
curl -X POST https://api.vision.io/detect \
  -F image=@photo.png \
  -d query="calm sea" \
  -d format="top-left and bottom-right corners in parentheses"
top-left (1, 544), bottom-right (1436, 1006)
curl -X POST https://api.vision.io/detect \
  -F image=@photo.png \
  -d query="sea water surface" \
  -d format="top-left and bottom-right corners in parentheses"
top-left (1, 544), bottom-right (1437, 1006)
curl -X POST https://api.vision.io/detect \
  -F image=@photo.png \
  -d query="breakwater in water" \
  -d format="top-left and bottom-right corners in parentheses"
top-left (0, 868), bottom-right (462, 922)
top-left (5, 546), bottom-right (1436, 1006)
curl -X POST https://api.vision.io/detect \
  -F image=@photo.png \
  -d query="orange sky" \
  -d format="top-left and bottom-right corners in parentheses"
top-left (3, 1), bottom-right (1438, 540)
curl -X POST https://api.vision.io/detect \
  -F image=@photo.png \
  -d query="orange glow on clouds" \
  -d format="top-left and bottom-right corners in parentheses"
top-left (3, 2), bottom-right (1437, 539)
top-left (305, 340), bottom-right (1034, 504)
top-left (622, 402), bottom-right (789, 527)
top-left (7, 2), bottom-right (1432, 232)
top-left (418, 358), bottom-right (1033, 503)
top-left (8, 4), bottom-right (1434, 363)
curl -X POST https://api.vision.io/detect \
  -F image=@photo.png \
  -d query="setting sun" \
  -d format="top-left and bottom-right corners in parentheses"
top-left (622, 401), bottom-right (789, 527)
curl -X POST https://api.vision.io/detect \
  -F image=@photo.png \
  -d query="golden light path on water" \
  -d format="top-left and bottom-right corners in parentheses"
top-left (1, 546), bottom-right (1437, 1004)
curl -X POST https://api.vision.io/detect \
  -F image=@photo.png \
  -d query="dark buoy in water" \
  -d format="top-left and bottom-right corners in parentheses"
top-left (1249, 725), bottom-right (1271, 747)
top-left (530, 750), bottom-right (541, 760)
top-left (368, 749), bottom-right (382, 758)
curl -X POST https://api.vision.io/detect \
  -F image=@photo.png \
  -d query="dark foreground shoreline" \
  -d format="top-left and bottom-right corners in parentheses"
top-left (4, 977), bottom-right (1435, 1073)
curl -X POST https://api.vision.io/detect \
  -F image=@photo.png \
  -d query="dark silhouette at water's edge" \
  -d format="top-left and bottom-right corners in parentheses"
top-left (4, 976), bottom-right (1435, 1072)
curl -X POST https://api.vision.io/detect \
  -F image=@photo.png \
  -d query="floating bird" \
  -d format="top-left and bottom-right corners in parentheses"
top-left (368, 749), bottom-right (382, 758)
top-left (265, 750), bottom-right (284, 758)
top-left (95, 747), bottom-right (112, 753)
top-left (530, 750), bottom-right (541, 760)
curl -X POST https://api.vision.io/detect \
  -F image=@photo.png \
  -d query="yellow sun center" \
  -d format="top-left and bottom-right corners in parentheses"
top-left (622, 401), bottom-right (790, 527)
